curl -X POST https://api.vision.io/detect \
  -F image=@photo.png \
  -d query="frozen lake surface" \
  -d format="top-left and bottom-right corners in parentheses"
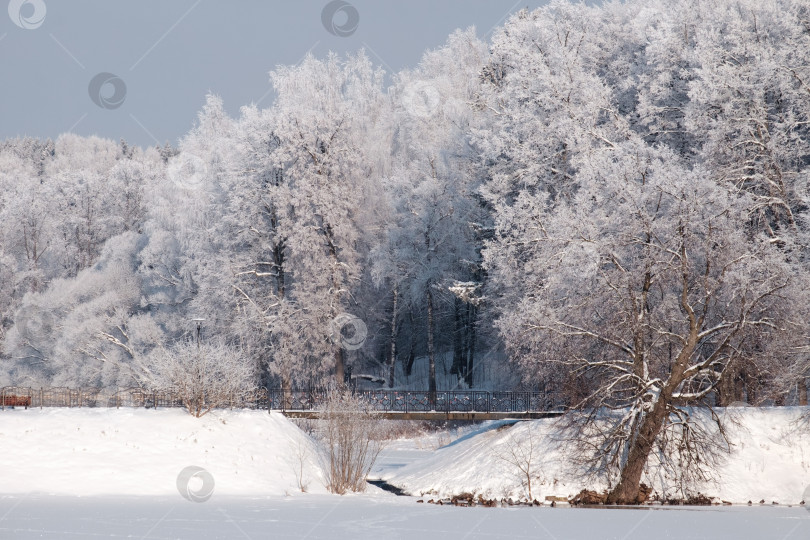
top-left (1, 494), bottom-right (808, 540)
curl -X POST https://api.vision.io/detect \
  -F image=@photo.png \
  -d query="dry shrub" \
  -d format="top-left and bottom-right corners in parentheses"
top-left (316, 387), bottom-right (386, 494)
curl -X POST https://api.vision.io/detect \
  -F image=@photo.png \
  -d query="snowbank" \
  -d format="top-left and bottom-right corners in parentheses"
top-left (3, 406), bottom-right (809, 504)
top-left (0, 408), bottom-right (327, 496)
top-left (382, 408), bottom-right (810, 505)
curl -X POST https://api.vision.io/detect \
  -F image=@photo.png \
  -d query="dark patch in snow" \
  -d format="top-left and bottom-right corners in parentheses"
top-left (367, 479), bottom-right (409, 496)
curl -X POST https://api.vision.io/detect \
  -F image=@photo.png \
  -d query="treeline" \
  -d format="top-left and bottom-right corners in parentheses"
top-left (1, 0), bottom-right (809, 417)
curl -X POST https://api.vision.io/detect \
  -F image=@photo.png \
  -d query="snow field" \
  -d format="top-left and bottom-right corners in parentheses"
top-left (1, 494), bottom-right (808, 540)
top-left (1, 407), bottom-right (809, 505)
top-left (0, 408), bottom-right (809, 538)
top-left (0, 408), bottom-right (326, 496)
top-left (383, 408), bottom-right (810, 505)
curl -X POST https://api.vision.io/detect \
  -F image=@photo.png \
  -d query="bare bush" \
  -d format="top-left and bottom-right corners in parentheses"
top-left (497, 422), bottom-right (544, 501)
top-left (290, 439), bottom-right (312, 493)
top-left (144, 340), bottom-right (257, 417)
top-left (315, 387), bottom-right (386, 494)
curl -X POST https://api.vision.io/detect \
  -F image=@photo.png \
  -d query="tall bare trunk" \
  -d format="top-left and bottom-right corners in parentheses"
top-left (465, 303), bottom-right (476, 388)
top-left (427, 287), bottom-right (437, 405)
top-left (322, 221), bottom-right (345, 387)
top-left (405, 347), bottom-right (416, 377)
top-left (281, 372), bottom-right (292, 410)
top-left (389, 287), bottom-right (398, 388)
top-left (799, 377), bottom-right (808, 406)
top-left (452, 298), bottom-right (463, 378)
top-left (335, 347), bottom-right (345, 386)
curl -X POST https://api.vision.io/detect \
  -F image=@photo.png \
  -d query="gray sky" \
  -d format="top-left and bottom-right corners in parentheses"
top-left (1, 0), bottom-right (554, 148)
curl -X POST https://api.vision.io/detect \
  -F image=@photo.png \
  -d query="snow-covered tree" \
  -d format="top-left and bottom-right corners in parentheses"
top-left (256, 53), bottom-right (387, 386)
top-left (144, 339), bottom-right (257, 417)
top-left (372, 29), bottom-right (488, 393)
top-left (477, 0), bottom-right (810, 503)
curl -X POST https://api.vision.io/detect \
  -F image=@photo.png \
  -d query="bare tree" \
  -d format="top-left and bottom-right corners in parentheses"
top-left (497, 422), bottom-right (544, 501)
top-left (315, 387), bottom-right (386, 494)
top-left (289, 439), bottom-right (313, 493)
top-left (145, 340), bottom-right (258, 417)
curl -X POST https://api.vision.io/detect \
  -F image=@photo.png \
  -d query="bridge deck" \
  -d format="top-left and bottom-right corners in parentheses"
top-left (281, 410), bottom-right (564, 421)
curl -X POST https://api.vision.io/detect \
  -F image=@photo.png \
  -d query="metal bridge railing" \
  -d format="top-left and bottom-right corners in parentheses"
top-left (267, 389), bottom-right (564, 414)
top-left (0, 386), bottom-right (564, 414)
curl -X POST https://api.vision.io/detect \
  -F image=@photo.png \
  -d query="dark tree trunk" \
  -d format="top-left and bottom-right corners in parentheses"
top-left (451, 298), bottom-right (464, 377)
top-left (734, 371), bottom-right (746, 403)
top-left (799, 377), bottom-right (808, 406)
top-left (274, 243), bottom-right (285, 299)
top-left (427, 287), bottom-right (437, 405)
top-left (607, 315), bottom-right (699, 504)
top-left (465, 302), bottom-right (476, 388)
top-left (745, 374), bottom-right (759, 405)
top-left (389, 287), bottom-right (398, 388)
top-left (281, 372), bottom-right (292, 410)
top-left (335, 347), bottom-right (345, 386)
top-left (605, 396), bottom-right (669, 504)
top-left (717, 360), bottom-right (736, 406)
top-left (405, 347), bottom-right (416, 377)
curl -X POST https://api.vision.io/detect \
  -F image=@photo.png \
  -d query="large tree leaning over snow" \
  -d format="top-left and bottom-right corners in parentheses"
top-left (485, 140), bottom-right (809, 503)
top-left (477, 0), bottom-right (810, 504)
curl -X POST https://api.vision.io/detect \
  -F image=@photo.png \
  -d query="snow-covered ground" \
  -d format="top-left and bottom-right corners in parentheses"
top-left (0, 408), bottom-right (326, 496)
top-left (0, 407), bottom-right (809, 538)
top-left (381, 409), bottom-right (810, 505)
top-left (0, 493), bottom-right (808, 539)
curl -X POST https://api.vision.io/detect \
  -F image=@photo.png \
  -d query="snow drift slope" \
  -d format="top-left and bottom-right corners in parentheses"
top-left (0, 409), bottom-right (326, 496)
top-left (383, 408), bottom-right (810, 504)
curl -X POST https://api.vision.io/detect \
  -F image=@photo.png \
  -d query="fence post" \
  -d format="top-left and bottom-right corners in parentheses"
top-left (116, 387), bottom-right (120, 409)
top-left (40, 387), bottom-right (43, 410)
top-left (2, 387), bottom-right (4, 411)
